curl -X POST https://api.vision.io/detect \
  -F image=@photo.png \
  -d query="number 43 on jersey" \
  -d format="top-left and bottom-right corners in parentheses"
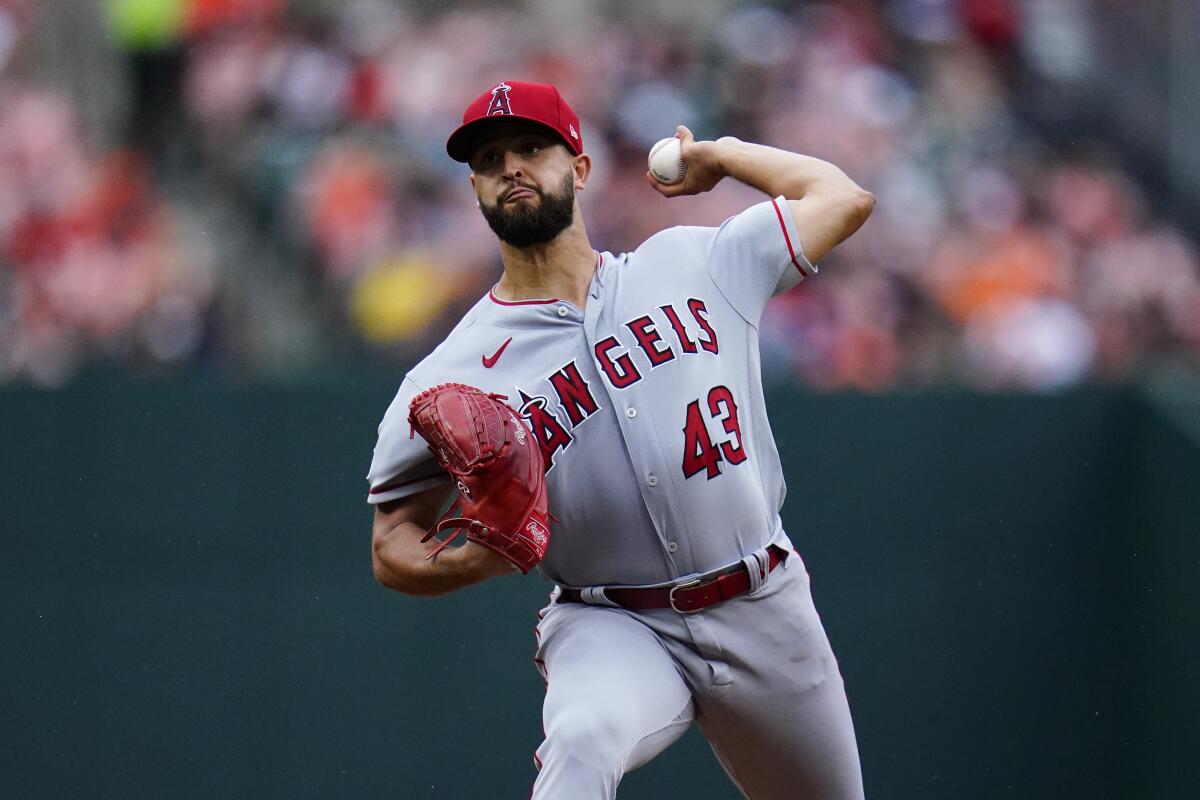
top-left (682, 385), bottom-right (747, 479)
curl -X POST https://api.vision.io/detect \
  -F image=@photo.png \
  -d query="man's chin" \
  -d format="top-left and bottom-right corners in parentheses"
top-left (497, 206), bottom-right (540, 228)
top-left (480, 177), bottom-right (575, 246)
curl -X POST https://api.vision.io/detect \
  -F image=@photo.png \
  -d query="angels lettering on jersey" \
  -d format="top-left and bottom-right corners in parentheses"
top-left (518, 297), bottom-right (720, 472)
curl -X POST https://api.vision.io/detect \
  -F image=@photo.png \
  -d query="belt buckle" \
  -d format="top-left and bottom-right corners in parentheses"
top-left (668, 578), bottom-right (704, 614)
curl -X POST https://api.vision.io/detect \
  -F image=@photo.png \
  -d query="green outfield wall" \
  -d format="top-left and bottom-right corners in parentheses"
top-left (2, 373), bottom-right (1197, 799)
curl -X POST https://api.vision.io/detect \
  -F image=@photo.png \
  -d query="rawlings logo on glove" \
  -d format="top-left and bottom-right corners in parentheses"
top-left (408, 382), bottom-right (552, 574)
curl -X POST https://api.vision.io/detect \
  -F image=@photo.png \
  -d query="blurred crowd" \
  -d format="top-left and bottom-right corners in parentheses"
top-left (1, 0), bottom-right (1198, 390)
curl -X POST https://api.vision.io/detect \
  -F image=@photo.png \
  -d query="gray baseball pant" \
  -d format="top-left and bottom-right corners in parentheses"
top-left (530, 550), bottom-right (865, 799)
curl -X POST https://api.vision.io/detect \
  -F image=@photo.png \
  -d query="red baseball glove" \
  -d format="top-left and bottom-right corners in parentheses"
top-left (407, 383), bottom-right (551, 574)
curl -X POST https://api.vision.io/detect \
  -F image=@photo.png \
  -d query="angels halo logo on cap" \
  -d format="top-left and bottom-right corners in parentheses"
top-left (446, 80), bottom-right (584, 163)
top-left (486, 82), bottom-right (514, 116)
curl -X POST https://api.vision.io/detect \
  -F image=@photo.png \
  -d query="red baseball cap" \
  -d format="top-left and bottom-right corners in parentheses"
top-left (446, 81), bottom-right (583, 163)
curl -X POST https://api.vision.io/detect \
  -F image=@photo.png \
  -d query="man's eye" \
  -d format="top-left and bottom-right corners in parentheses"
top-left (524, 143), bottom-right (541, 155)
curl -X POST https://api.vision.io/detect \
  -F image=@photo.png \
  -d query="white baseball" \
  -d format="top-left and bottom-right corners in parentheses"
top-left (648, 137), bottom-right (686, 185)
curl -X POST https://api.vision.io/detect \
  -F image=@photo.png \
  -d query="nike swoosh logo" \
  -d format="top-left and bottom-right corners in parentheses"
top-left (482, 337), bottom-right (513, 368)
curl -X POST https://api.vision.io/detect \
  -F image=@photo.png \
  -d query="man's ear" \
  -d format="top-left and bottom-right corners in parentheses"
top-left (573, 154), bottom-right (592, 190)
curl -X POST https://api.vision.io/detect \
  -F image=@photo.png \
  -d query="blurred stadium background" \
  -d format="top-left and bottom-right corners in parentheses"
top-left (1, 1), bottom-right (1198, 798)
top-left (2, 0), bottom-right (1199, 388)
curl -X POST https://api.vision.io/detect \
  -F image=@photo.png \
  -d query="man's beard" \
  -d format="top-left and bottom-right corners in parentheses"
top-left (479, 171), bottom-right (575, 248)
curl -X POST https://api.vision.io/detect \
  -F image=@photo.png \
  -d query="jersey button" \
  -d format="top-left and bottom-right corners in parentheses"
top-left (647, 475), bottom-right (658, 487)
top-left (666, 542), bottom-right (678, 553)
top-left (625, 407), bottom-right (637, 419)
top-left (556, 306), bottom-right (568, 317)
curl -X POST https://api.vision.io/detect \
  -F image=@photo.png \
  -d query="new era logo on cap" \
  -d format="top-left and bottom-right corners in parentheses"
top-left (446, 80), bottom-right (583, 163)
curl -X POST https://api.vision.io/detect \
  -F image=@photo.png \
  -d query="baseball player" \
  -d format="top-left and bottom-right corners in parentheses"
top-left (368, 80), bottom-right (875, 799)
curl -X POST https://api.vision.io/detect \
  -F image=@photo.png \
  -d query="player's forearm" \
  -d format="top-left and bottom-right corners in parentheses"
top-left (372, 523), bottom-right (507, 596)
top-left (717, 138), bottom-right (874, 262)
top-left (715, 138), bottom-right (868, 204)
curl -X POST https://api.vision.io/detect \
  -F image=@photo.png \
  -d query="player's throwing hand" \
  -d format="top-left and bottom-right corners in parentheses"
top-left (645, 125), bottom-right (732, 198)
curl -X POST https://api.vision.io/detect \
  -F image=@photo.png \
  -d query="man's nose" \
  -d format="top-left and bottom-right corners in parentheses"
top-left (501, 150), bottom-right (525, 178)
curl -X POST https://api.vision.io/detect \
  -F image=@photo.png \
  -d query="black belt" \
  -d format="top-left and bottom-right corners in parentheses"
top-left (558, 545), bottom-right (787, 614)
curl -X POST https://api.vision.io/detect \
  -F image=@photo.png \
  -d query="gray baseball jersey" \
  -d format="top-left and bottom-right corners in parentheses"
top-left (367, 195), bottom-right (814, 588)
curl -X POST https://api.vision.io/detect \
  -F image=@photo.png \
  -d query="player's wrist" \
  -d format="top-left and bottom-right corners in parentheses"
top-left (712, 136), bottom-right (744, 180)
top-left (445, 540), bottom-right (518, 581)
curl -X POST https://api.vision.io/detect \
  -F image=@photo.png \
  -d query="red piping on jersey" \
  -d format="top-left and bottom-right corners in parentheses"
top-left (369, 470), bottom-right (446, 495)
top-left (488, 253), bottom-right (604, 305)
top-left (489, 290), bottom-right (559, 306)
top-left (771, 197), bottom-right (807, 275)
